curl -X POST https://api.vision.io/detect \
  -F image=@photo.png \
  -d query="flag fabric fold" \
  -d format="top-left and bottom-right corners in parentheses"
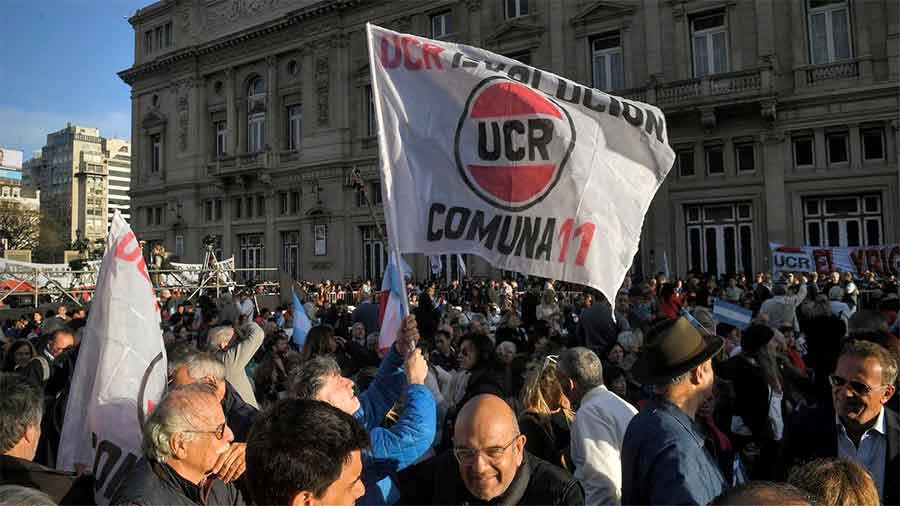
top-left (56, 211), bottom-right (167, 505)
top-left (712, 298), bottom-right (753, 330)
top-left (457, 254), bottom-right (467, 278)
top-left (429, 255), bottom-right (443, 276)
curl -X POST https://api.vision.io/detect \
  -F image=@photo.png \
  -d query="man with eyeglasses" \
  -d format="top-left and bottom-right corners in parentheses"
top-left (111, 383), bottom-right (245, 506)
top-left (783, 340), bottom-right (900, 504)
top-left (397, 394), bottom-right (584, 505)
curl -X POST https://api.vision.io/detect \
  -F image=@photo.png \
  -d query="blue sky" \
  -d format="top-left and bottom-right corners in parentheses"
top-left (0, 0), bottom-right (150, 160)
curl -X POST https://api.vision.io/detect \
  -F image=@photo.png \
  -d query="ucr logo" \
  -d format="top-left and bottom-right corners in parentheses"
top-left (455, 76), bottom-right (576, 212)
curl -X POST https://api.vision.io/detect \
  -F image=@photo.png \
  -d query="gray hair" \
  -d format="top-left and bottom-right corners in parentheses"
top-left (143, 383), bottom-right (219, 463)
top-left (289, 356), bottom-right (342, 400)
top-left (557, 347), bottom-right (604, 391)
top-left (653, 370), bottom-right (693, 395)
top-left (0, 485), bottom-right (57, 506)
top-left (167, 347), bottom-right (226, 381)
top-left (207, 326), bottom-right (235, 350)
top-left (0, 373), bottom-right (44, 453)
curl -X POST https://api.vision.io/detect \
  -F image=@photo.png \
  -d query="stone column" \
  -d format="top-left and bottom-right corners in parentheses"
top-left (893, 120), bottom-right (900, 241)
top-left (225, 68), bottom-right (237, 155)
top-left (266, 55), bottom-right (279, 154)
top-left (193, 77), bottom-right (208, 174)
top-left (762, 130), bottom-right (788, 244)
top-left (466, 0), bottom-right (482, 46)
top-left (848, 124), bottom-right (861, 170)
top-left (672, 4), bottom-right (689, 80)
top-left (645, 0), bottom-right (662, 80)
top-left (548, 0), bottom-right (565, 74)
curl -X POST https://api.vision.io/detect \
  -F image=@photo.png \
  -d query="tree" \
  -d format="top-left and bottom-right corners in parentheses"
top-left (0, 201), bottom-right (40, 252)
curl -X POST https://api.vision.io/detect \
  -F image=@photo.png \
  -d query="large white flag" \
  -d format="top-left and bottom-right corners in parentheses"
top-left (57, 212), bottom-right (167, 504)
top-left (366, 24), bottom-right (674, 304)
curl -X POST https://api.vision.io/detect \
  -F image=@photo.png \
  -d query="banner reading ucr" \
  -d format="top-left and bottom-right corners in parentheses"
top-left (57, 211), bottom-right (167, 504)
top-left (366, 24), bottom-right (674, 303)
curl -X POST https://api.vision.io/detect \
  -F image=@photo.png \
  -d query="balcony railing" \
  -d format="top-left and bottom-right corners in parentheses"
top-left (613, 67), bottom-right (770, 109)
top-left (206, 151), bottom-right (269, 177)
top-left (802, 59), bottom-right (860, 86)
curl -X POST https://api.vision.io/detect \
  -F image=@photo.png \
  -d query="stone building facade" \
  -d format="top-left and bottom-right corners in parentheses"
top-left (120, 0), bottom-right (899, 282)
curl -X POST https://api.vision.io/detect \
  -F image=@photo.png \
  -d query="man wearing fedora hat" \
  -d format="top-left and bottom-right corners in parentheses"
top-left (621, 317), bottom-right (726, 506)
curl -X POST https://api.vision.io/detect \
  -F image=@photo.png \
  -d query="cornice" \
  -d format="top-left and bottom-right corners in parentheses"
top-left (120, 0), bottom-right (367, 85)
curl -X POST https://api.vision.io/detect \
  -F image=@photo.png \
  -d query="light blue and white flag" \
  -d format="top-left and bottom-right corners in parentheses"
top-left (292, 289), bottom-right (312, 349)
top-left (457, 254), bottom-right (466, 278)
top-left (712, 298), bottom-right (753, 330)
top-left (429, 255), bottom-right (443, 276)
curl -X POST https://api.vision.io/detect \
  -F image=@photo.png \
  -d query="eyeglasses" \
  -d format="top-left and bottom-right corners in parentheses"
top-left (828, 374), bottom-right (887, 397)
top-left (453, 435), bottom-right (521, 465)
top-left (184, 422), bottom-right (227, 440)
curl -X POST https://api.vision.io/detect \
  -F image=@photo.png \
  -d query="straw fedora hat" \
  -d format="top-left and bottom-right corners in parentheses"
top-left (631, 317), bottom-right (724, 385)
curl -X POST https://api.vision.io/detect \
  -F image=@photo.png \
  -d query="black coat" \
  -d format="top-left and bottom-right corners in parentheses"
top-left (111, 458), bottom-right (245, 506)
top-left (0, 454), bottom-right (95, 505)
top-left (398, 450), bottom-right (584, 505)
top-left (782, 405), bottom-right (900, 505)
top-left (222, 381), bottom-right (258, 443)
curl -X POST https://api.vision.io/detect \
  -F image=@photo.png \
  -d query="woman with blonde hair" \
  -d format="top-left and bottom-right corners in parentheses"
top-left (788, 458), bottom-right (879, 506)
top-left (518, 355), bottom-right (574, 471)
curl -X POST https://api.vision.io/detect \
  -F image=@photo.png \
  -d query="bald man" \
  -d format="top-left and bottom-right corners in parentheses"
top-left (398, 394), bottom-right (584, 505)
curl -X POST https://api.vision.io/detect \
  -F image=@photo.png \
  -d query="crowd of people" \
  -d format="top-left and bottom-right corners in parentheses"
top-left (1, 266), bottom-right (899, 506)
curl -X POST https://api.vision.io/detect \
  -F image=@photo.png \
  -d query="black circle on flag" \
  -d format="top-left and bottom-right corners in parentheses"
top-left (455, 76), bottom-right (576, 212)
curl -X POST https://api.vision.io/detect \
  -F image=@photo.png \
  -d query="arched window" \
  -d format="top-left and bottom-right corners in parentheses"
top-left (247, 77), bottom-right (266, 152)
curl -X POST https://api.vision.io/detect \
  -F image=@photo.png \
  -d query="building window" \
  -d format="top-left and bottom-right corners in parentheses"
top-left (685, 202), bottom-right (753, 277)
top-left (145, 208), bottom-right (152, 227)
top-left (164, 22), bottom-right (173, 47)
top-left (826, 131), bottom-right (849, 165)
top-left (204, 200), bottom-right (213, 222)
top-left (247, 77), bottom-right (266, 152)
top-left (214, 198), bottom-right (222, 221)
top-left (705, 145), bottom-right (725, 175)
top-left (692, 12), bottom-right (728, 77)
top-left (281, 231), bottom-right (300, 281)
top-left (506, 0), bottom-right (529, 19)
top-left (256, 195), bottom-right (266, 216)
top-left (239, 234), bottom-right (265, 281)
top-left (144, 31), bottom-right (153, 54)
top-left (807, 0), bottom-right (851, 64)
top-left (155, 26), bottom-right (164, 52)
top-left (803, 194), bottom-right (882, 247)
top-left (735, 143), bottom-right (755, 172)
top-left (314, 224), bottom-right (327, 256)
top-left (431, 11), bottom-right (454, 39)
top-left (233, 197), bottom-right (243, 219)
top-left (676, 147), bottom-right (695, 177)
top-left (365, 86), bottom-right (376, 137)
top-left (215, 121), bottom-right (227, 157)
top-left (154, 206), bottom-right (163, 226)
top-left (150, 134), bottom-right (161, 173)
top-left (861, 127), bottom-right (885, 161)
top-left (290, 190), bottom-right (300, 215)
top-left (279, 192), bottom-right (288, 215)
top-left (287, 104), bottom-right (302, 151)
top-left (362, 226), bottom-right (386, 281)
top-left (793, 134), bottom-right (814, 167)
top-left (372, 181), bottom-right (382, 205)
top-left (591, 33), bottom-right (624, 91)
top-left (248, 114), bottom-right (265, 153)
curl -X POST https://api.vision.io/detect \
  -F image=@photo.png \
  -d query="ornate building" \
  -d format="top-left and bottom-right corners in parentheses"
top-left (120, 0), bottom-right (899, 282)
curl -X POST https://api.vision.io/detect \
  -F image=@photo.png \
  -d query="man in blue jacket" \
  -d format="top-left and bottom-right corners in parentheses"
top-left (290, 316), bottom-right (435, 505)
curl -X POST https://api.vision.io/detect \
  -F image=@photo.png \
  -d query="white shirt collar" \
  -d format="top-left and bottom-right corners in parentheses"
top-left (836, 407), bottom-right (886, 436)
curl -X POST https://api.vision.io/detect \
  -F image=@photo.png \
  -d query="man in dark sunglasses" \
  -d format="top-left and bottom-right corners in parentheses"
top-left (782, 340), bottom-right (899, 504)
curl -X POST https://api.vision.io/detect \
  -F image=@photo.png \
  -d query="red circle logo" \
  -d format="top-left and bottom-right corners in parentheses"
top-left (455, 77), bottom-right (576, 212)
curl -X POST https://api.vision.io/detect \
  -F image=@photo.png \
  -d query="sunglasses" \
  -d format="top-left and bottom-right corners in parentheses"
top-left (541, 354), bottom-right (559, 374)
top-left (828, 374), bottom-right (887, 396)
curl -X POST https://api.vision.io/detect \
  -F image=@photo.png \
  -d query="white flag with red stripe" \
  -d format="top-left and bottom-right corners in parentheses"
top-left (377, 253), bottom-right (411, 352)
top-left (367, 24), bottom-right (674, 305)
top-left (57, 212), bottom-right (167, 504)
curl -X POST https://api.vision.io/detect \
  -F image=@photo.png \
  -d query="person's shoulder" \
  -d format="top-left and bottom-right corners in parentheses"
top-left (525, 454), bottom-right (582, 499)
top-left (624, 404), bottom-right (680, 443)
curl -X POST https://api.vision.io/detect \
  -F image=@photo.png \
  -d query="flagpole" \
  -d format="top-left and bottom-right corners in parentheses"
top-left (365, 23), bottom-right (410, 318)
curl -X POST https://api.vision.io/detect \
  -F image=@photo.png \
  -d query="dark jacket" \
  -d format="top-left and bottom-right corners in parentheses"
top-left (222, 381), bottom-right (258, 443)
top-left (398, 450), bottom-right (584, 505)
top-left (459, 368), bottom-right (505, 409)
top-left (715, 354), bottom-right (776, 443)
top-left (574, 302), bottom-right (617, 355)
top-left (782, 405), bottom-right (900, 505)
top-left (111, 458), bottom-right (245, 506)
top-left (0, 454), bottom-right (95, 505)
